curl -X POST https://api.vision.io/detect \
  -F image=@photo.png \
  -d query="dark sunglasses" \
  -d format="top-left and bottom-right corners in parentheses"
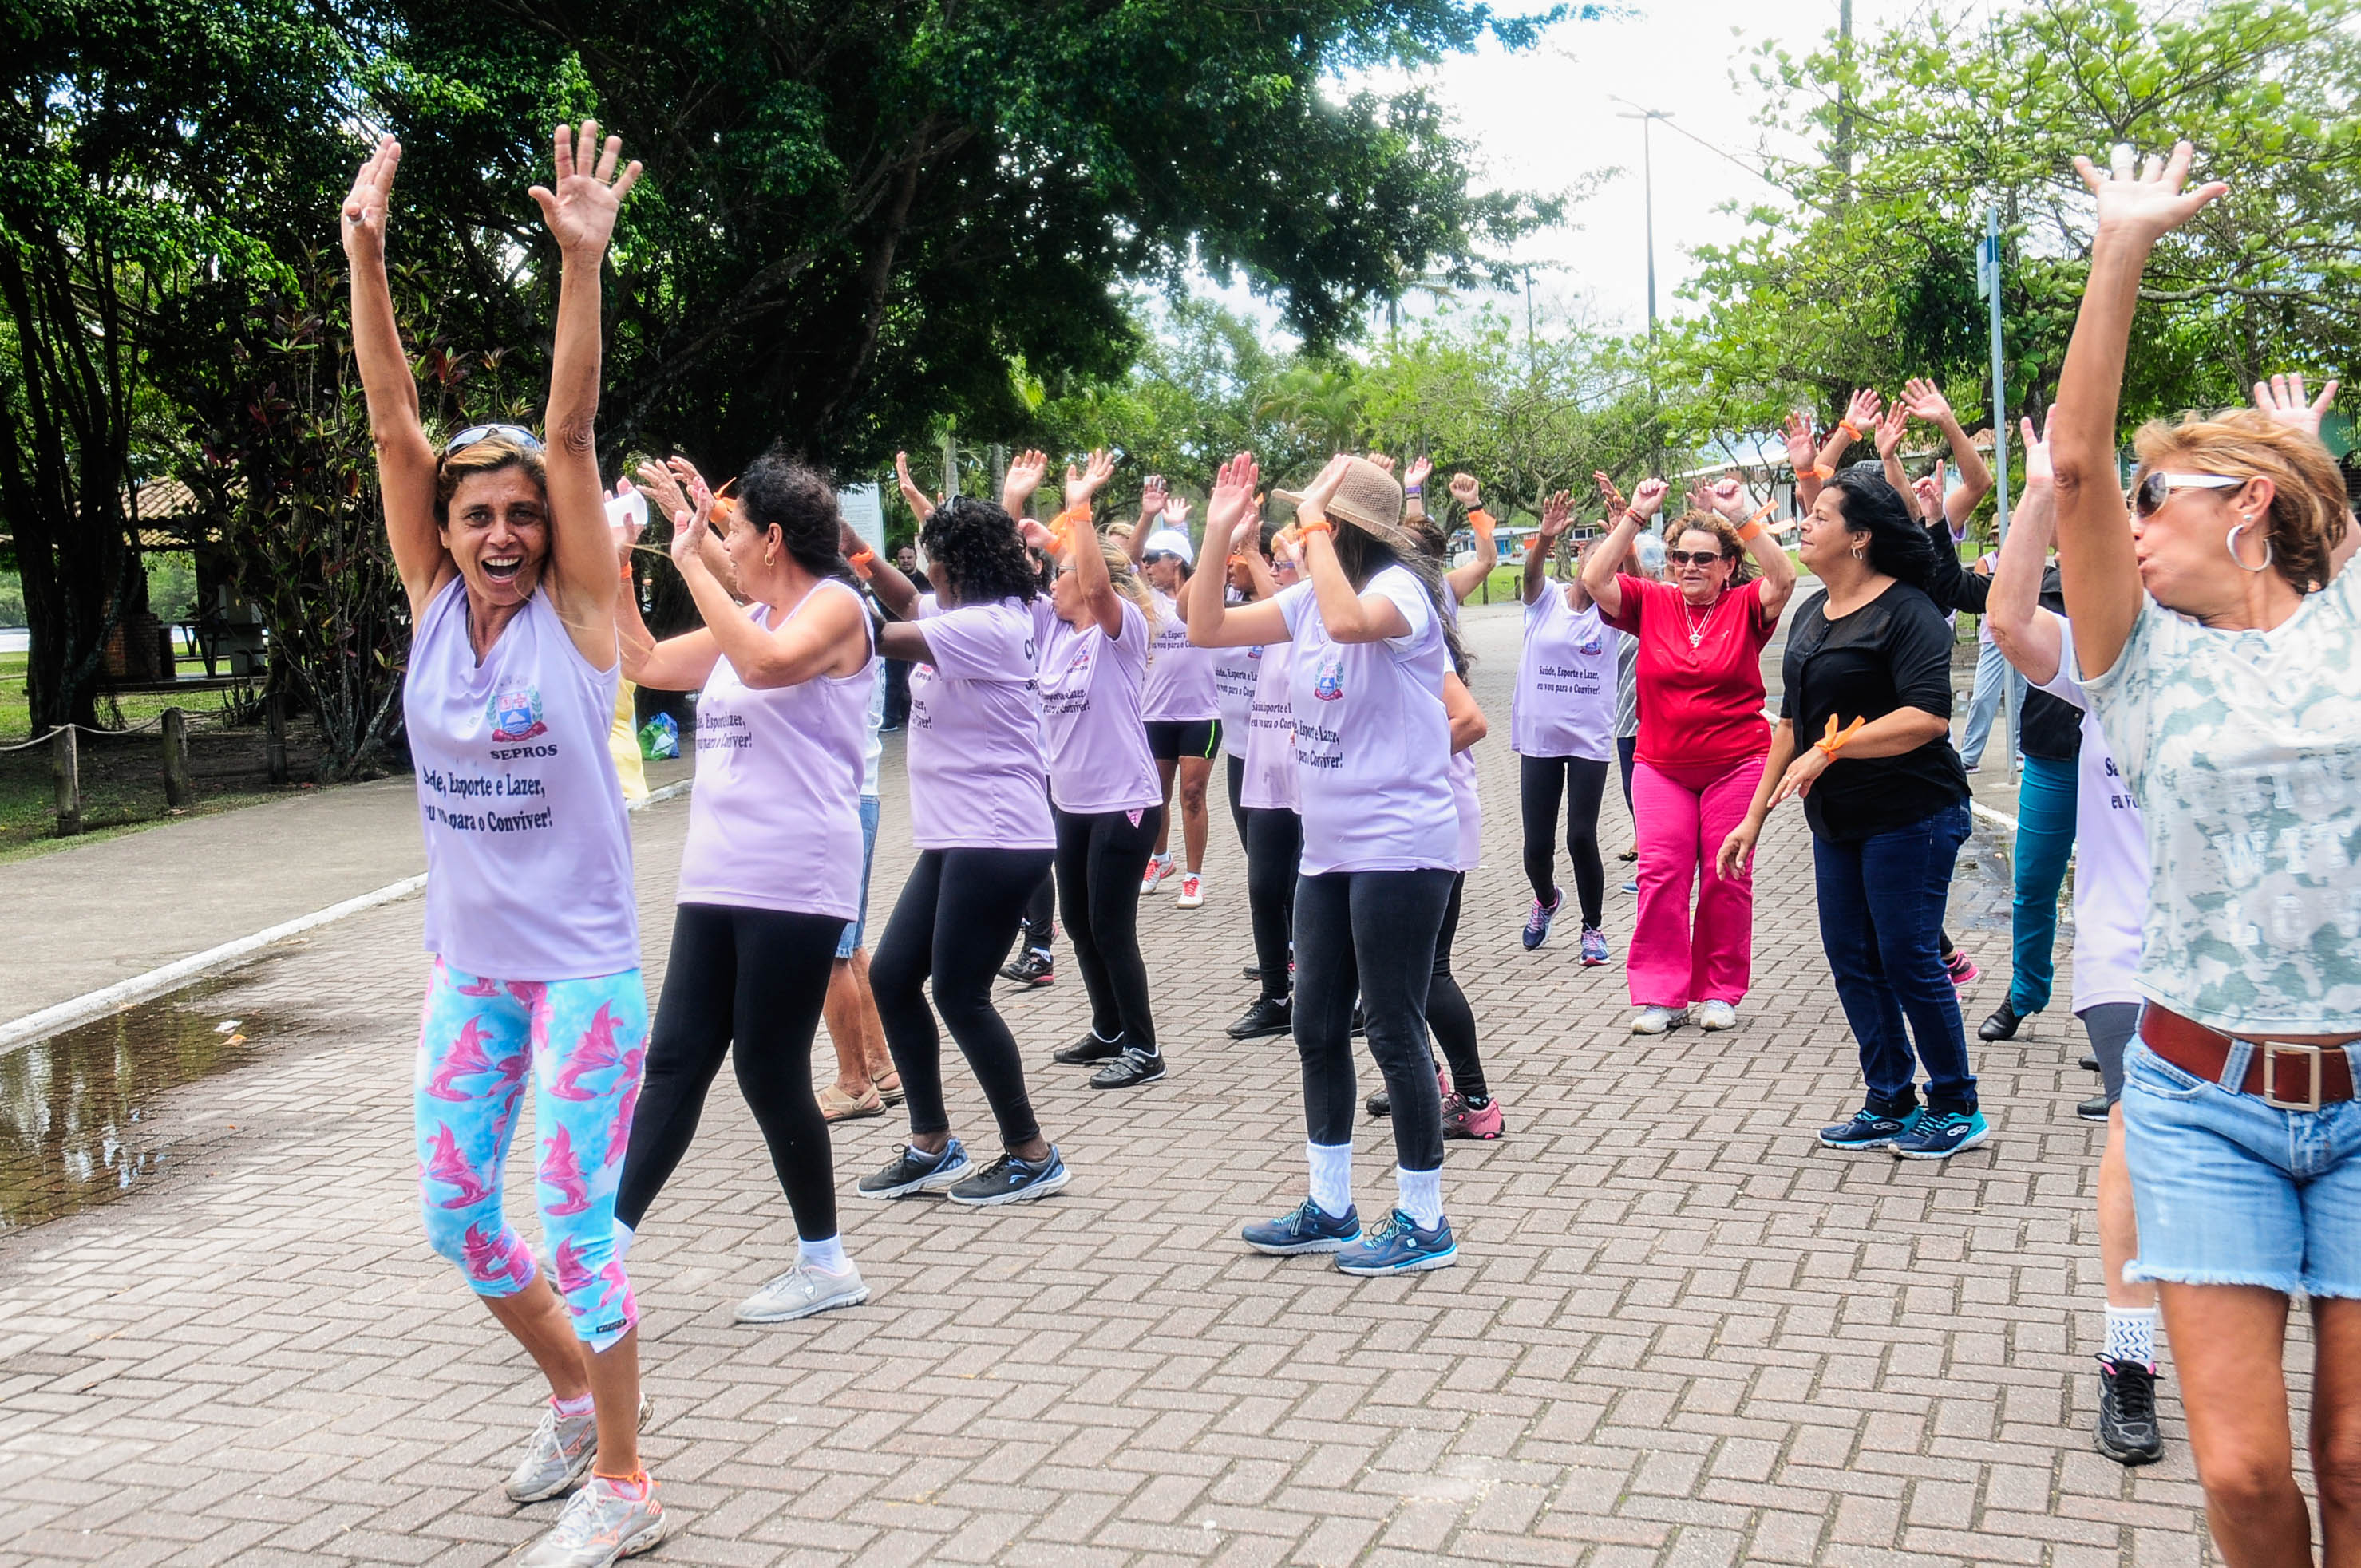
top-left (2132, 470), bottom-right (2244, 518)
top-left (444, 422), bottom-right (544, 456)
top-left (1664, 549), bottom-right (1726, 567)
top-left (1142, 550), bottom-right (1181, 565)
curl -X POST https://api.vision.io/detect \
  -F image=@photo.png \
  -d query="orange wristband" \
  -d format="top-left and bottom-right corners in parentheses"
top-left (1297, 518), bottom-right (1335, 539)
top-left (1468, 508), bottom-right (1496, 533)
top-left (1736, 502), bottom-right (1776, 543)
top-left (1837, 421), bottom-right (1862, 442)
top-left (1813, 714), bottom-right (1866, 760)
top-left (1812, 464), bottom-right (1836, 480)
top-left (848, 548), bottom-right (875, 578)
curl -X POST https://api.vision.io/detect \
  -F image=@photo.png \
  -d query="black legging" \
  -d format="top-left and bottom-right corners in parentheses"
top-left (616, 902), bottom-right (844, 1240)
top-left (1518, 753), bottom-right (1610, 926)
top-left (873, 847), bottom-right (1054, 1147)
top-left (1225, 752), bottom-right (1248, 848)
top-left (1294, 867), bottom-right (1455, 1171)
top-left (1246, 807), bottom-right (1303, 1000)
top-left (1426, 873), bottom-right (1486, 1101)
top-left (1019, 862), bottom-right (1055, 951)
top-left (1616, 734), bottom-right (1637, 815)
top-left (1054, 805), bottom-right (1161, 1049)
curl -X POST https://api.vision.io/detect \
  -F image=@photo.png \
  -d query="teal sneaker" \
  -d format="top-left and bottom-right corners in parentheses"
top-left (1241, 1198), bottom-right (1362, 1255)
top-left (1892, 1108), bottom-right (1991, 1160)
top-left (1333, 1209), bottom-right (1457, 1276)
top-left (1818, 1105), bottom-right (1921, 1151)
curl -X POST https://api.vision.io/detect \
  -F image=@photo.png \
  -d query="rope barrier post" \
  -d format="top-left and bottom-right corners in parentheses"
top-left (264, 690), bottom-right (289, 787)
top-left (162, 708), bottom-right (191, 808)
top-left (51, 727), bottom-right (79, 836)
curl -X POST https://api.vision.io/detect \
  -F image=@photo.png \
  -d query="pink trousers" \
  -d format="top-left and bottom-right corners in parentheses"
top-left (1628, 755), bottom-right (1764, 1009)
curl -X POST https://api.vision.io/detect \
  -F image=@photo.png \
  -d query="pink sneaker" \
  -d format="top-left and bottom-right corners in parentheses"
top-left (1944, 949), bottom-right (1981, 989)
top-left (1441, 1092), bottom-right (1504, 1140)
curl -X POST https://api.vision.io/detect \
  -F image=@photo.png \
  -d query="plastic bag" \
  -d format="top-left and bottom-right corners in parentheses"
top-left (638, 712), bottom-right (679, 760)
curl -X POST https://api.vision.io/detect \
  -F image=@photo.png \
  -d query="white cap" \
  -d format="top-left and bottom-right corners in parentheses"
top-left (1142, 528), bottom-right (1195, 567)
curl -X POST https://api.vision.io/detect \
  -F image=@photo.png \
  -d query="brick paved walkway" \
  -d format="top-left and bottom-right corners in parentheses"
top-left (0, 604), bottom-right (2263, 1566)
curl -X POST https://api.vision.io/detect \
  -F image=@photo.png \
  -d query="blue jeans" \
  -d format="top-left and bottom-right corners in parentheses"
top-left (2007, 755), bottom-right (2076, 1013)
top-left (1958, 639), bottom-right (2023, 769)
top-left (1812, 804), bottom-right (1979, 1114)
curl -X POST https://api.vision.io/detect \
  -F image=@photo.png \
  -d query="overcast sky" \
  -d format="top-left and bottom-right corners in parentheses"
top-left (1206, 0), bottom-right (1949, 341)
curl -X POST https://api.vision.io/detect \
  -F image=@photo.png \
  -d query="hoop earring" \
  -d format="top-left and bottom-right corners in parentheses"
top-left (2226, 522), bottom-right (2273, 574)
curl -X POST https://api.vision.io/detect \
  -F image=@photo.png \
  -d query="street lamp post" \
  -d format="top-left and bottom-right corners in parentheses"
top-left (1613, 98), bottom-right (1672, 473)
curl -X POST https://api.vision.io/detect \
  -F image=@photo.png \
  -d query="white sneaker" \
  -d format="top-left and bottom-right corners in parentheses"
top-left (734, 1259), bottom-right (869, 1323)
top-left (1176, 872), bottom-right (1204, 909)
top-left (504, 1395), bottom-right (654, 1502)
top-left (1696, 1000), bottom-right (1738, 1032)
top-left (520, 1472), bottom-right (667, 1566)
top-left (1140, 856), bottom-right (1171, 895)
top-left (1631, 1005), bottom-right (1691, 1036)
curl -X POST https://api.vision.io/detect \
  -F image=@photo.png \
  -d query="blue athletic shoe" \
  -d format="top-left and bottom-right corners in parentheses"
top-left (1892, 1108), bottom-right (1991, 1161)
top-left (1522, 889), bottom-right (1562, 950)
top-left (1333, 1209), bottom-right (1457, 1275)
top-left (856, 1138), bottom-right (972, 1199)
top-left (1818, 1107), bottom-right (1921, 1151)
top-left (1240, 1198), bottom-right (1362, 1255)
top-left (944, 1146), bottom-right (1072, 1206)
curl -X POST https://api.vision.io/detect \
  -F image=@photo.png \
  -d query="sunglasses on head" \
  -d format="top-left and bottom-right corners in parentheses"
top-left (443, 422), bottom-right (544, 456)
top-left (1664, 548), bottom-right (1725, 567)
top-left (2134, 470), bottom-right (2244, 518)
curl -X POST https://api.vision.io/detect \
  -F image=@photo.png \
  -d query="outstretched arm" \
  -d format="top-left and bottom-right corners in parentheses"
top-left (340, 137), bottom-right (445, 618)
top-left (1444, 472), bottom-right (1497, 602)
top-left (529, 120), bottom-right (643, 662)
top-left (1525, 490), bottom-right (1575, 606)
top-left (1187, 453), bottom-right (1290, 649)
top-left (1580, 473), bottom-right (1664, 619)
top-left (2054, 140), bottom-right (2228, 677)
top-left (1987, 413), bottom-right (2064, 687)
top-left (1056, 450), bottom-right (1123, 638)
top-left (1122, 474), bottom-right (1167, 565)
top-left (1707, 476), bottom-right (1796, 618)
top-left (1902, 377), bottom-right (1994, 529)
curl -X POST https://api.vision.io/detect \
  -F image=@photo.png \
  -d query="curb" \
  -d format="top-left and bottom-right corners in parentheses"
top-left (0, 777), bottom-right (694, 1057)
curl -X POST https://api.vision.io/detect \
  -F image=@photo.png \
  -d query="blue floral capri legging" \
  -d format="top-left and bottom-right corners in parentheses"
top-left (413, 957), bottom-right (650, 1351)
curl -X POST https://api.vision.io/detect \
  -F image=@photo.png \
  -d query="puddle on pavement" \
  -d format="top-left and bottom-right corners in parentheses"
top-left (0, 974), bottom-right (295, 1233)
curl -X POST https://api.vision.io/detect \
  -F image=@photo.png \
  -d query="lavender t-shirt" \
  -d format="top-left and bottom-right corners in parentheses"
top-left (908, 594), bottom-right (1054, 851)
top-left (1212, 622), bottom-right (1261, 760)
top-left (1240, 639), bottom-right (1299, 812)
top-left (1143, 589), bottom-right (1220, 721)
top-left (1038, 597), bottom-right (1162, 815)
top-left (1276, 565), bottom-right (1456, 875)
top-left (1513, 587), bottom-right (1619, 761)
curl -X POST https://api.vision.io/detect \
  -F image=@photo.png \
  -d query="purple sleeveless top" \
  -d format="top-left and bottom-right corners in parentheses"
top-left (677, 579), bottom-right (874, 918)
top-left (405, 578), bottom-right (638, 980)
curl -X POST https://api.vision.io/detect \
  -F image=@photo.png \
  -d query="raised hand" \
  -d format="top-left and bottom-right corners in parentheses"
top-left (1536, 490), bottom-right (1574, 541)
top-left (1404, 456), bottom-right (1434, 492)
top-left (893, 451), bottom-right (936, 523)
top-left (635, 459), bottom-right (692, 527)
top-left (1138, 475), bottom-right (1169, 520)
top-left (340, 136), bottom-right (401, 263)
top-left (1628, 477), bottom-right (1669, 519)
top-left (1874, 401), bottom-right (1909, 459)
top-left (1901, 376), bottom-right (1954, 424)
top-left (1707, 475), bottom-right (1747, 519)
top-left (1015, 515), bottom-right (1058, 555)
top-left (1205, 452), bottom-right (1261, 540)
top-left (1295, 452), bottom-right (1355, 520)
top-left (1166, 494), bottom-right (1193, 528)
top-left (1447, 472), bottom-right (1482, 509)
top-left (1912, 471), bottom-right (1944, 523)
top-left (1002, 448), bottom-right (1050, 512)
top-left (526, 120), bottom-right (643, 258)
top-left (1593, 470), bottom-right (1629, 517)
top-left (1366, 452), bottom-right (1397, 475)
top-left (1782, 411), bottom-right (1818, 471)
top-left (1842, 387), bottom-right (1883, 433)
top-left (1065, 448), bottom-right (1117, 511)
top-left (2020, 409), bottom-right (2058, 488)
top-left (2253, 373), bottom-right (2339, 442)
top-left (2075, 140), bottom-right (2229, 247)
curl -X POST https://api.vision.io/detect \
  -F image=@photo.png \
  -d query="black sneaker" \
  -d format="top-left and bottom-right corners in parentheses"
top-left (1350, 1008), bottom-right (1366, 1038)
top-left (1053, 1029), bottom-right (1125, 1065)
top-left (1228, 996), bottom-right (1292, 1040)
top-left (944, 1147), bottom-right (1072, 1207)
top-left (2096, 1359), bottom-right (2165, 1466)
top-left (1090, 1045), bottom-right (1165, 1089)
top-left (856, 1138), bottom-right (973, 1199)
top-left (2080, 1053), bottom-right (2101, 1072)
top-left (999, 949), bottom-right (1054, 987)
top-left (1240, 964), bottom-right (1261, 981)
top-left (1979, 1001), bottom-right (2025, 1041)
top-left (1366, 1089), bottom-right (1390, 1117)
top-left (2076, 1092), bottom-right (2110, 1123)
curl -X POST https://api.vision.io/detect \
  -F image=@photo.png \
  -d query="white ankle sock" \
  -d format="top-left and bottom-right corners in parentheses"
top-left (1307, 1140), bottom-right (1354, 1219)
top-left (2104, 1305), bottom-right (2158, 1369)
top-left (551, 1390), bottom-right (595, 1418)
top-left (1396, 1165), bottom-right (1444, 1230)
top-left (799, 1234), bottom-right (850, 1274)
top-left (611, 1218), bottom-right (635, 1266)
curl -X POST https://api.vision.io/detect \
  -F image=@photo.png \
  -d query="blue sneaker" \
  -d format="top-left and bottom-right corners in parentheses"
top-left (944, 1146), bottom-right (1073, 1206)
top-left (1333, 1209), bottom-right (1457, 1275)
top-left (1580, 926), bottom-right (1610, 966)
top-left (1892, 1109), bottom-right (1991, 1160)
top-left (856, 1138), bottom-right (972, 1199)
top-left (1522, 889), bottom-right (1562, 950)
top-left (1818, 1107), bottom-right (1921, 1151)
top-left (1240, 1198), bottom-right (1362, 1255)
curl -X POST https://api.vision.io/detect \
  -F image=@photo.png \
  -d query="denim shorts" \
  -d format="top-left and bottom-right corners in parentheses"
top-left (836, 795), bottom-right (882, 960)
top-left (2120, 1039), bottom-right (2361, 1298)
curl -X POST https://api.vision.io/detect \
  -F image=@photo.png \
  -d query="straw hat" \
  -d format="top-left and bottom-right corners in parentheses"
top-left (1275, 456), bottom-right (1420, 554)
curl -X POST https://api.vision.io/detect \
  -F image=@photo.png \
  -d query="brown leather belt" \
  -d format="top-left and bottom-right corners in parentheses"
top-left (2140, 1006), bottom-right (2359, 1112)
